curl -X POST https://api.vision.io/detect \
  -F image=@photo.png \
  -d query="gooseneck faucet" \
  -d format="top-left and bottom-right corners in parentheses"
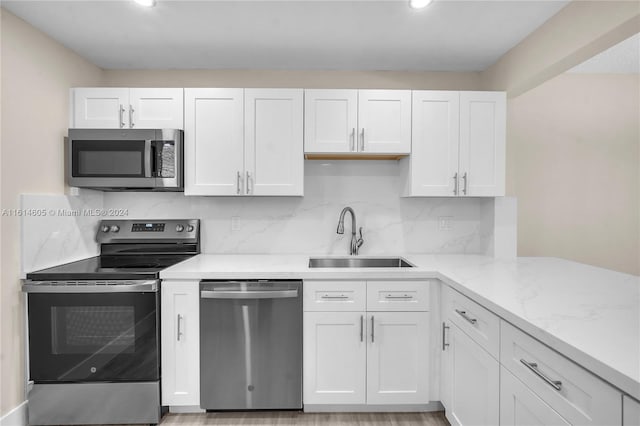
top-left (337, 207), bottom-right (364, 255)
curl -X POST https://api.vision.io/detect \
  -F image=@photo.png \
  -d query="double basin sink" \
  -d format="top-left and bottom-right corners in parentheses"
top-left (308, 257), bottom-right (414, 268)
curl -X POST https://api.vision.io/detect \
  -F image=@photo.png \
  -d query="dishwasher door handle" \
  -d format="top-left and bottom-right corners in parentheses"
top-left (201, 289), bottom-right (298, 299)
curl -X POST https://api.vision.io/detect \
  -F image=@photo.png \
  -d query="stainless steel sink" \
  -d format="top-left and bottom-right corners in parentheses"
top-left (308, 257), bottom-right (414, 268)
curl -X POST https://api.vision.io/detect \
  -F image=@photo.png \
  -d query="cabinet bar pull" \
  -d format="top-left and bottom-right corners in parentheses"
top-left (236, 171), bottom-right (241, 194)
top-left (371, 315), bottom-right (375, 343)
top-left (462, 172), bottom-right (468, 195)
top-left (453, 173), bottom-right (459, 195)
top-left (321, 295), bottom-right (349, 299)
top-left (360, 315), bottom-right (364, 342)
top-left (455, 309), bottom-right (477, 324)
top-left (385, 294), bottom-right (413, 299)
top-left (350, 128), bottom-right (356, 152)
top-left (360, 128), bottom-right (365, 151)
top-left (442, 322), bottom-right (450, 351)
top-left (520, 359), bottom-right (562, 391)
top-left (129, 105), bottom-right (134, 127)
top-left (176, 314), bottom-right (183, 341)
top-left (246, 171), bottom-right (251, 195)
top-left (119, 104), bottom-right (125, 128)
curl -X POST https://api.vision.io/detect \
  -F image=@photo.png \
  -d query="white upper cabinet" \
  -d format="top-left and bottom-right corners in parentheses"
top-left (129, 88), bottom-right (184, 129)
top-left (304, 89), bottom-right (411, 156)
top-left (184, 88), bottom-right (303, 196)
top-left (184, 88), bottom-right (244, 196)
top-left (402, 91), bottom-right (505, 197)
top-left (72, 88), bottom-right (184, 129)
top-left (304, 90), bottom-right (358, 153)
top-left (245, 89), bottom-right (304, 196)
top-left (358, 90), bottom-right (411, 154)
top-left (459, 91), bottom-right (506, 196)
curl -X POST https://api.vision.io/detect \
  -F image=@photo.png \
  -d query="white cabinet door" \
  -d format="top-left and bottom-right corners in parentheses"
top-left (161, 281), bottom-right (200, 406)
top-left (409, 91), bottom-right (460, 196)
top-left (245, 89), bottom-right (304, 196)
top-left (624, 395), bottom-right (640, 426)
top-left (184, 88), bottom-right (244, 196)
top-left (366, 312), bottom-right (430, 405)
top-left (358, 90), bottom-right (411, 154)
top-left (459, 91), bottom-right (506, 196)
top-left (73, 88), bottom-right (129, 128)
top-left (500, 366), bottom-right (570, 426)
top-left (129, 88), bottom-right (184, 129)
top-left (303, 312), bottom-right (367, 405)
top-left (444, 322), bottom-right (499, 426)
top-left (304, 89), bottom-right (358, 153)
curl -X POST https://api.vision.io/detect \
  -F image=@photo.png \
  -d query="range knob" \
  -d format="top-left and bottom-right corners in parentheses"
top-left (101, 225), bottom-right (110, 233)
top-left (110, 225), bottom-right (120, 233)
top-left (175, 224), bottom-right (184, 232)
top-left (186, 225), bottom-right (195, 232)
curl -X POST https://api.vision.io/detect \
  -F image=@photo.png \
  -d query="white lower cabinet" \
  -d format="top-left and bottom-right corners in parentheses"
top-left (500, 366), bottom-right (569, 425)
top-left (303, 280), bottom-right (430, 408)
top-left (366, 312), bottom-right (430, 404)
top-left (303, 312), bottom-right (367, 404)
top-left (441, 321), bottom-right (499, 426)
top-left (161, 281), bottom-right (200, 406)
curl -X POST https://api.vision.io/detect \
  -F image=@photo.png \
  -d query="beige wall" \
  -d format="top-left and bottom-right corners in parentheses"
top-left (0, 8), bottom-right (103, 416)
top-left (510, 73), bottom-right (639, 275)
top-left (103, 69), bottom-right (482, 90)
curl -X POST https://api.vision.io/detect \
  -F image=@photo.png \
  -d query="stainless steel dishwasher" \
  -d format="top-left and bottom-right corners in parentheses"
top-left (199, 280), bottom-right (302, 410)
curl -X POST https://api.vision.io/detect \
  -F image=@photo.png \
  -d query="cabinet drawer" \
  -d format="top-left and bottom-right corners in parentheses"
top-left (366, 281), bottom-right (429, 311)
top-left (501, 321), bottom-right (622, 425)
top-left (303, 281), bottom-right (366, 311)
top-left (443, 285), bottom-right (500, 358)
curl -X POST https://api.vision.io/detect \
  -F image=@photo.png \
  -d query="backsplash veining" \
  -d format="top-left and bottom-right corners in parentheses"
top-left (105, 161), bottom-right (497, 255)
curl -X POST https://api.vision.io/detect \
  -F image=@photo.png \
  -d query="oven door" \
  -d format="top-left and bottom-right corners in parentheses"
top-left (26, 284), bottom-right (159, 383)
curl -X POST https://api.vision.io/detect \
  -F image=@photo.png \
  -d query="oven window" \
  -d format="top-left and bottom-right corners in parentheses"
top-left (51, 306), bottom-right (135, 355)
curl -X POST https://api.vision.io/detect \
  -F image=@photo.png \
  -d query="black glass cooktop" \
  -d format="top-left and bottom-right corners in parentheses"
top-left (26, 254), bottom-right (194, 281)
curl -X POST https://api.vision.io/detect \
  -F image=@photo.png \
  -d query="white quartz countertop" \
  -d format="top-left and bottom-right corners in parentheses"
top-left (161, 254), bottom-right (640, 400)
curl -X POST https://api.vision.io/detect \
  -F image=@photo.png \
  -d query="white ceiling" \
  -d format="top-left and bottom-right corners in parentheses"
top-left (568, 33), bottom-right (640, 74)
top-left (2, 0), bottom-right (570, 71)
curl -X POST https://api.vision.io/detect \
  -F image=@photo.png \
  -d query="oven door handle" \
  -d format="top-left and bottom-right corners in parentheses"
top-left (22, 280), bottom-right (158, 293)
top-left (201, 289), bottom-right (298, 299)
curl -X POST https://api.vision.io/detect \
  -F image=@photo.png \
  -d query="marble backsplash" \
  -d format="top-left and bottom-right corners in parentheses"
top-left (21, 190), bottom-right (103, 276)
top-left (104, 161), bottom-right (503, 256)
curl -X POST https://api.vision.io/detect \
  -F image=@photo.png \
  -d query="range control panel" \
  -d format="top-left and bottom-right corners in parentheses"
top-left (96, 219), bottom-right (200, 243)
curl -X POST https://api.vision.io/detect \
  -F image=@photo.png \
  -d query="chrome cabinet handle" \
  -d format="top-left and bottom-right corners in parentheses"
top-left (350, 128), bottom-right (356, 152)
top-left (455, 309), bottom-right (477, 325)
top-left (119, 104), bottom-right (125, 128)
top-left (453, 172), bottom-right (459, 195)
top-left (462, 172), bottom-right (468, 195)
top-left (176, 314), bottom-right (183, 341)
top-left (520, 359), bottom-right (563, 391)
top-left (129, 105), bottom-right (135, 127)
top-left (360, 128), bottom-right (365, 151)
top-left (442, 322), bottom-right (450, 351)
top-left (246, 171), bottom-right (251, 195)
top-left (321, 295), bottom-right (349, 299)
top-left (236, 171), bottom-right (241, 194)
top-left (360, 315), bottom-right (364, 342)
top-left (371, 315), bottom-right (375, 343)
top-left (385, 295), bottom-right (413, 299)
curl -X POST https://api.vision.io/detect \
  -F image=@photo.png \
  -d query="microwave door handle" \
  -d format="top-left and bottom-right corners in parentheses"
top-left (144, 140), bottom-right (153, 177)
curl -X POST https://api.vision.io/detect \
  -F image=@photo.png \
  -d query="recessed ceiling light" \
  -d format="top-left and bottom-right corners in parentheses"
top-left (134, 0), bottom-right (156, 7)
top-left (409, 0), bottom-right (433, 9)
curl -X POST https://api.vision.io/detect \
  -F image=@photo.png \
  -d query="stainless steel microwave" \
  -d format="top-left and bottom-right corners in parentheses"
top-left (66, 129), bottom-right (183, 191)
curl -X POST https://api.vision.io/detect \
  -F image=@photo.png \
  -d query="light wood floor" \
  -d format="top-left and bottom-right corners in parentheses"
top-left (156, 411), bottom-right (450, 425)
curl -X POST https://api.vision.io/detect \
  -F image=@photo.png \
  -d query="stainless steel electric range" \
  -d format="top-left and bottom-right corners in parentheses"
top-left (23, 219), bottom-right (200, 426)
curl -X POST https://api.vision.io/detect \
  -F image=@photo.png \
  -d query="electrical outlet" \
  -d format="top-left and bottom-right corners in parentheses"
top-left (231, 216), bottom-right (240, 231)
top-left (438, 216), bottom-right (453, 231)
